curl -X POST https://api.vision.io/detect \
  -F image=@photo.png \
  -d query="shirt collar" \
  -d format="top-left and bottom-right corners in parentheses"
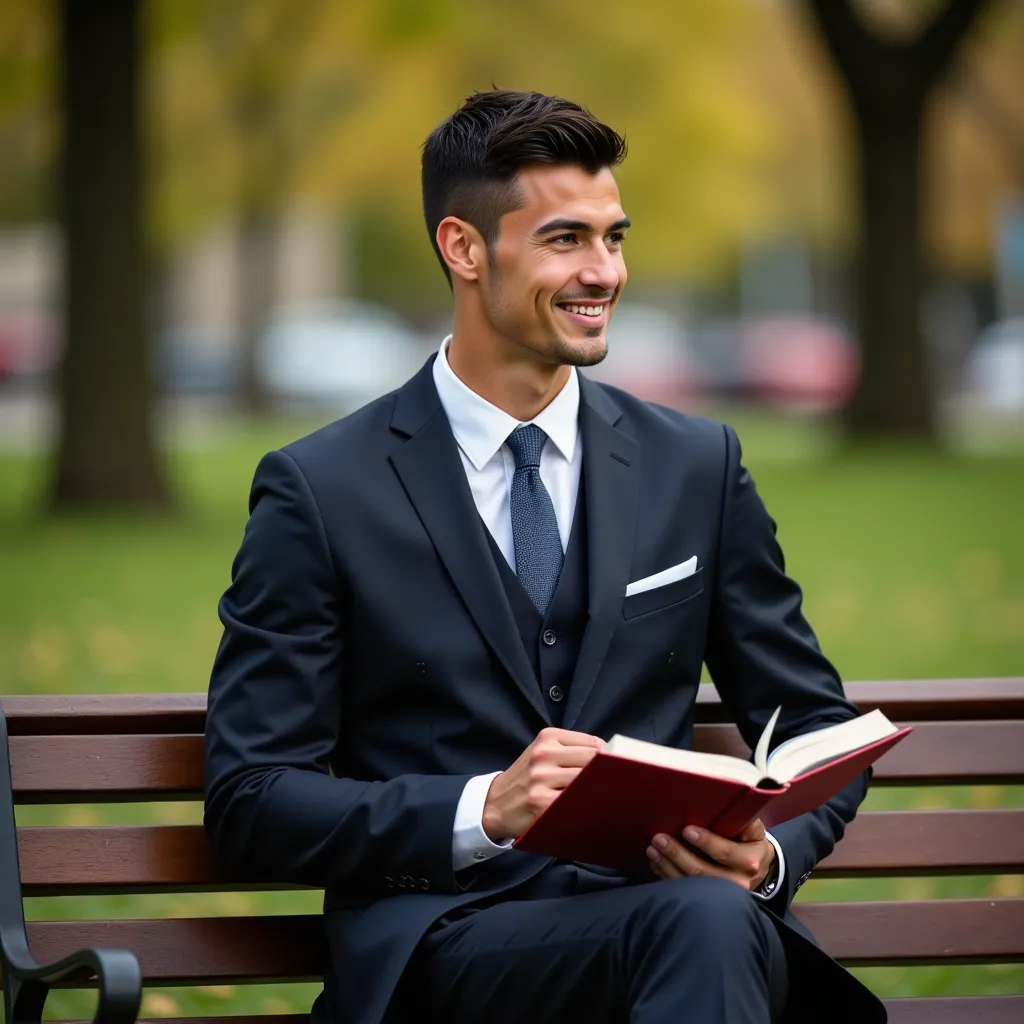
top-left (432, 336), bottom-right (580, 471)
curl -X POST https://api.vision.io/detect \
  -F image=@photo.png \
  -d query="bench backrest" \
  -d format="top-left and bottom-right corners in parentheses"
top-left (2, 679), bottom-right (1023, 1021)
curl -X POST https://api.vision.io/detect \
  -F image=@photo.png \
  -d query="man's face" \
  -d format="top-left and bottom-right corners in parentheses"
top-left (482, 164), bottom-right (628, 368)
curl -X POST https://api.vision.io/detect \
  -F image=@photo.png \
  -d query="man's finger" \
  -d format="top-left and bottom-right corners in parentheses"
top-left (539, 767), bottom-right (590, 789)
top-left (679, 826), bottom-right (742, 868)
top-left (738, 818), bottom-right (766, 843)
top-left (552, 729), bottom-right (605, 748)
top-left (549, 745), bottom-right (602, 767)
top-left (648, 847), bottom-right (683, 880)
top-left (650, 835), bottom-right (733, 882)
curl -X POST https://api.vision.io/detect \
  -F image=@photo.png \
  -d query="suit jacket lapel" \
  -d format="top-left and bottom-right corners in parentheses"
top-left (388, 360), bottom-right (549, 724)
top-left (563, 377), bottom-right (639, 730)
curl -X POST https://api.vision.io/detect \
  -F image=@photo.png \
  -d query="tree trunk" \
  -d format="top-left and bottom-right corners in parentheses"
top-left (805, 0), bottom-right (992, 443)
top-left (846, 101), bottom-right (935, 438)
top-left (235, 206), bottom-right (277, 415)
top-left (50, 0), bottom-right (172, 511)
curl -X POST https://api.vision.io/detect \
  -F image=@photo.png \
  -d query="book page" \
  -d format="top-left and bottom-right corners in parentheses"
top-left (765, 709), bottom-right (898, 783)
top-left (605, 734), bottom-right (762, 787)
top-left (752, 706), bottom-right (781, 778)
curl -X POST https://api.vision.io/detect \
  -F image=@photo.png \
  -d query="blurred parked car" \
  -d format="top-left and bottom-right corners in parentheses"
top-left (738, 316), bottom-right (858, 412)
top-left (0, 312), bottom-right (59, 387)
top-left (963, 318), bottom-right (1024, 414)
top-left (688, 318), bottom-right (747, 399)
top-left (156, 326), bottom-right (239, 395)
top-left (256, 300), bottom-right (428, 412)
top-left (584, 303), bottom-right (703, 408)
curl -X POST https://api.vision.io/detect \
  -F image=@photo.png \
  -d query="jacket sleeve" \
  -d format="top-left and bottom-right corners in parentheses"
top-left (703, 423), bottom-right (869, 913)
top-left (203, 449), bottom-right (472, 895)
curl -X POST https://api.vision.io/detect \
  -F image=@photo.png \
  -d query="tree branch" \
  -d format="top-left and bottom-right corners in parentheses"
top-left (805, 0), bottom-right (885, 91)
top-left (918, 0), bottom-right (992, 83)
top-left (953, 65), bottom-right (1024, 185)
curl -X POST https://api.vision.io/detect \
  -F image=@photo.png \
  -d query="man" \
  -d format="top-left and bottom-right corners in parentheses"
top-left (205, 89), bottom-right (886, 1023)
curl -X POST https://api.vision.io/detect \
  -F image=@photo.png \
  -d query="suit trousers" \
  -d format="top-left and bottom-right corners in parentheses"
top-left (394, 862), bottom-right (789, 1024)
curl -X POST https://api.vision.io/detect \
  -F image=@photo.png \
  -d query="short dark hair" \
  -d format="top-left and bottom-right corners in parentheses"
top-left (422, 90), bottom-right (626, 284)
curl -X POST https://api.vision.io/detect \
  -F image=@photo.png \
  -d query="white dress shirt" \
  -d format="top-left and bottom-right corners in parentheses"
top-left (432, 336), bottom-right (583, 570)
top-left (433, 338), bottom-right (784, 897)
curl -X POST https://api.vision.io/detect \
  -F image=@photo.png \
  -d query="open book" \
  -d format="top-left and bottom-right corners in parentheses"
top-left (513, 707), bottom-right (911, 874)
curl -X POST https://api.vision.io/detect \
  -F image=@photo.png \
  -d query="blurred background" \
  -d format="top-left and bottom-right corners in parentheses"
top-left (0, 0), bottom-right (1022, 1017)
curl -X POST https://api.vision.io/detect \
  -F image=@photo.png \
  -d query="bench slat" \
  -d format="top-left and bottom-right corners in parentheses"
top-left (133, 1019), bottom-right (308, 1024)
top-left (17, 824), bottom-right (260, 894)
top-left (9, 735), bottom-right (203, 801)
top-left (3, 679), bottom-right (1022, 736)
top-left (16, 810), bottom-right (1024, 895)
top-left (56, 998), bottom-right (1024, 1024)
top-left (57, 998), bottom-right (1024, 1024)
top-left (882, 995), bottom-right (1024, 1024)
top-left (29, 916), bottom-right (325, 983)
top-left (1, 693), bottom-right (207, 737)
top-left (791, 898), bottom-right (1024, 964)
top-left (816, 808), bottom-right (1024, 875)
top-left (832, 679), bottom-right (1024, 721)
top-left (24, 900), bottom-right (1024, 982)
top-left (10, 721), bottom-right (1024, 802)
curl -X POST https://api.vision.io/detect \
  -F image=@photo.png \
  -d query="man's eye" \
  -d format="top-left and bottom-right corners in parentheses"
top-left (607, 232), bottom-right (626, 245)
top-left (552, 233), bottom-right (577, 244)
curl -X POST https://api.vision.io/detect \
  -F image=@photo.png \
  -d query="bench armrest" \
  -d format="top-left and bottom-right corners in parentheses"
top-left (1, 927), bottom-right (142, 1024)
top-left (1, 705), bottom-right (143, 1023)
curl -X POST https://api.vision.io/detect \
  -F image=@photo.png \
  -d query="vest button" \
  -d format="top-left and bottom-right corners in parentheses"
top-left (548, 685), bottom-right (564, 702)
top-left (542, 629), bottom-right (557, 646)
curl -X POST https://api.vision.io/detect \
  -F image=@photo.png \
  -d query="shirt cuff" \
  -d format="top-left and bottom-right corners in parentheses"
top-left (750, 830), bottom-right (786, 902)
top-left (453, 771), bottom-right (514, 872)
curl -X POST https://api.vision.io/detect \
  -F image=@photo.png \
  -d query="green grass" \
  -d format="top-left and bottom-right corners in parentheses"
top-left (1, 410), bottom-right (1022, 1016)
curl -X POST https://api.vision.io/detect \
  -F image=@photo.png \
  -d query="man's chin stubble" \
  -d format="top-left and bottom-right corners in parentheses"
top-left (551, 331), bottom-right (608, 368)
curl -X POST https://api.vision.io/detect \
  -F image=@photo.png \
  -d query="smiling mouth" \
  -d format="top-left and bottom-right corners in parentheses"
top-left (555, 301), bottom-right (611, 327)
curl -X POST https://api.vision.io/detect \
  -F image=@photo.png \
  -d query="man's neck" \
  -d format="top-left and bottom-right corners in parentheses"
top-left (447, 336), bottom-right (571, 422)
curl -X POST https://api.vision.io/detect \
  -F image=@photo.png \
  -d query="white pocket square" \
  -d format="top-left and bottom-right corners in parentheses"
top-left (625, 556), bottom-right (698, 597)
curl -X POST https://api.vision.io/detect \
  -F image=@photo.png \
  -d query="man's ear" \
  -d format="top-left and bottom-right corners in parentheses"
top-left (436, 216), bottom-right (487, 284)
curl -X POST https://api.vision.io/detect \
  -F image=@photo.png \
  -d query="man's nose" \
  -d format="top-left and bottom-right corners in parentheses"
top-left (577, 247), bottom-right (621, 292)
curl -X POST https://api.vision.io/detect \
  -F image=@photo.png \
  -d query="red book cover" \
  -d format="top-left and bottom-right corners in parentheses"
top-left (712, 727), bottom-right (912, 835)
top-left (514, 727), bottom-right (912, 875)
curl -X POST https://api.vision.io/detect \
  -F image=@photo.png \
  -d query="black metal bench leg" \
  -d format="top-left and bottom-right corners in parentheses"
top-left (5, 973), bottom-right (48, 1024)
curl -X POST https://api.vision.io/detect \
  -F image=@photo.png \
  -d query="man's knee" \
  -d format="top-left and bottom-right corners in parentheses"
top-left (635, 876), bottom-right (765, 948)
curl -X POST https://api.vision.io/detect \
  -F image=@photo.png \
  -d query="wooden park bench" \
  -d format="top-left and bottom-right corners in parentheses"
top-left (2, 679), bottom-right (1023, 1023)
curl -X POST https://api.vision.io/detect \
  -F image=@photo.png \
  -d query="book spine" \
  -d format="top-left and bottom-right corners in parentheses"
top-left (708, 786), bottom-right (781, 838)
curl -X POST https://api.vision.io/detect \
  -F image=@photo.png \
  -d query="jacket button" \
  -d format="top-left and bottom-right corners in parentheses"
top-left (548, 685), bottom-right (564, 702)
top-left (542, 629), bottom-right (557, 646)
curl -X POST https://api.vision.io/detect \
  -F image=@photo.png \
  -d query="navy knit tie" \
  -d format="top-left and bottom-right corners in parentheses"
top-left (506, 425), bottom-right (564, 615)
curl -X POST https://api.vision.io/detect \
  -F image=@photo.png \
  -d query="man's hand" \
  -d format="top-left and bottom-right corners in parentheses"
top-left (646, 818), bottom-right (775, 891)
top-left (482, 728), bottom-right (604, 841)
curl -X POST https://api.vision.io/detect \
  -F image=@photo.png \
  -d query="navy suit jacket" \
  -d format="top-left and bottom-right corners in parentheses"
top-left (204, 356), bottom-right (881, 1023)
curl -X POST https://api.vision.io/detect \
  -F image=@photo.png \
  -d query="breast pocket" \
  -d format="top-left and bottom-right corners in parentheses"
top-left (622, 568), bottom-right (705, 620)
